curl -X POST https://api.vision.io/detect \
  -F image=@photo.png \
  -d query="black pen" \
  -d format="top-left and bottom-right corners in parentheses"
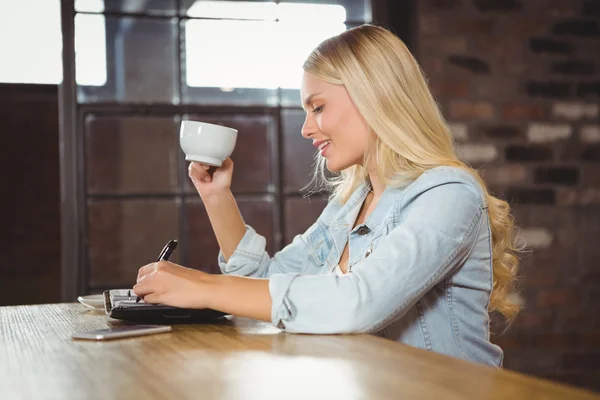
top-left (136, 239), bottom-right (178, 303)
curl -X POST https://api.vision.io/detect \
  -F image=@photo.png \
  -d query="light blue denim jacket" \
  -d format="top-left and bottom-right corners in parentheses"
top-left (218, 166), bottom-right (503, 367)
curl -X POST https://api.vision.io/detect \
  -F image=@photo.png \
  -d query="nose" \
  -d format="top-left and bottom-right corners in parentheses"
top-left (301, 112), bottom-right (318, 139)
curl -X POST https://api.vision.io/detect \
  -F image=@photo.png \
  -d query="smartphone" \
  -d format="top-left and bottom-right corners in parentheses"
top-left (71, 325), bottom-right (172, 341)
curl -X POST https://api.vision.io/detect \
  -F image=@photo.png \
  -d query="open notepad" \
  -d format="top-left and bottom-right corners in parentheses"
top-left (104, 289), bottom-right (227, 323)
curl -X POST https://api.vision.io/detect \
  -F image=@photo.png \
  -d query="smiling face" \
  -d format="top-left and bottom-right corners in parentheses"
top-left (300, 72), bottom-right (372, 173)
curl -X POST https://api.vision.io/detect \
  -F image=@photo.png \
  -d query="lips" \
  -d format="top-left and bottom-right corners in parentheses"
top-left (313, 140), bottom-right (331, 150)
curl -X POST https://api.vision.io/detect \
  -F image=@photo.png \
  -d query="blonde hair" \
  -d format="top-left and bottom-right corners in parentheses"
top-left (303, 24), bottom-right (521, 323)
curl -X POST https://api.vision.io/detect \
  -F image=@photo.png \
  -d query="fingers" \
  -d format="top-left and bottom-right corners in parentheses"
top-left (188, 162), bottom-right (213, 183)
top-left (136, 262), bottom-right (158, 283)
top-left (141, 293), bottom-right (161, 305)
top-left (222, 158), bottom-right (234, 171)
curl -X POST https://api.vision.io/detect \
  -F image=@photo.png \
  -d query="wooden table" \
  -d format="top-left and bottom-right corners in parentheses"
top-left (1, 304), bottom-right (598, 400)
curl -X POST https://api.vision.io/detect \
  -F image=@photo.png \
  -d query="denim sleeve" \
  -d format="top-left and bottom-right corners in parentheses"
top-left (218, 212), bottom-right (329, 278)
top-left (269, 169), bottom-right (486, 334)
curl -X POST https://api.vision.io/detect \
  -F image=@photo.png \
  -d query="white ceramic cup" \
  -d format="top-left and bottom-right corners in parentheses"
top-left (179, 120), bottom-right (238, 167)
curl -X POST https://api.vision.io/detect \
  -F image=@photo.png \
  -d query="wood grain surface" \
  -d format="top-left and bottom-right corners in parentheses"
top-left (1, 303), bottom-right (598, 400)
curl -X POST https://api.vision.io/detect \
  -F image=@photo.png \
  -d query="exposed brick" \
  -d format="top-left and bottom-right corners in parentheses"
top-left (557, 308), bottom-right (600, 330)
top-left (427, 0), bottom-right (464, 9)
top-left (552, 102), bottom-right (599, 119)
top-left (534, 167), bottom-right (579, 185)
top-left (527, 123), bottom-right (573, 143)
top-left (419, 15), bottom-right (440, 35)
top-left (456, 144), bottom-right (498, 163)
top-left (421, 37), bottom-right (468, 54)
top-left (524, 264), bottom-right (559, 286)
top-left (551, 61), bottom-right (596, 76)
top-left (448, 55), bottom-right (490, 74)
top-left (512, 311), bottom-right (556, 329)
top-left (442, 17), bottom-right (498, 35)
top-left (578, 206), bottom-right (600, 230)
top-left (505, 144), bottom-right (553, 162)
top-left (483, 165), bottom-right (528, 185)
top-left (528, 206), bottom-right (579, 228)
top-left (583, 0), bottom-right (600, 15)
top-left (582, 165), bottom-right (600, 186)
top-left (448, 122), bottom-right (468, 140)
top-left (506, 17), bottom-right (551, 36)
top-left (581, 188), bottom-right (600, 204)
top-left (527, 81), bottom-right (572, 99)
top-left (553, 19), bottom-right (600, 36)
top-left (473, 0), bottom-right (521, 12)
top-left (529, 37), bottom-right (574, 54)
top-left (582, 144), bottom-right (600, 161)
top-left (520, 228), bottom-right (554, 249)
top-left (473, 77), bottom-right (519, 98)
top-left (421, 58), bottom-right (444, 75)
top-left (536, 0), bottom-right (580, 17)
top-left (502, 104), bottom-right (545, 119)
top-left (532, 333), bottom-right (600, 349)
top-left (430, 80), bottom-right (470, 98)
top-left (537, 288), bottom-right (579, 307)
top-left (576, 81), bottom-right (600, 98)
top-left (478, 124), bottom-right (523, 140)
top-left (563, 352), bottom-right (600, 370)
top-left (581, 125), bottom-right (600, 143)
top-left (503, 350), bottom-right (562, 374)
top-left (557, 187), bottom-right (578, 206)
top-left (505, 187), bottom-right (556, 205)
top-left (449, 100), bottom-right (494, 119)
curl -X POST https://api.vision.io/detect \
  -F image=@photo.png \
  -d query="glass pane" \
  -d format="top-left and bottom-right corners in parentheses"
top-left (182, 16), bottom-right (345, 103)
top-left (88, 199), bottom-right (181, 287)
top-left (275, 20), bottom-right (346, 89)
top-left (279, 0), bottom-right (370, 22)
top-left (0, 0), bottom-right (62, 84)
top-left (181, 0), bottom-right (277, 20)
top-left (75, 0), bottom-right (177, 16)
top-left (85, 115), bottom-right (180, 195)
top-left (181, 0), bottom-right (368, 22)
top-left (185, 19), bottom-right (279, 89)
top-left (76, 15), bottom-right (178, 103)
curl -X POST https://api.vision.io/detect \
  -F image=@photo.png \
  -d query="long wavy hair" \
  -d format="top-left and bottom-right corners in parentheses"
top-left (302, 24), bottom-right (521, 322)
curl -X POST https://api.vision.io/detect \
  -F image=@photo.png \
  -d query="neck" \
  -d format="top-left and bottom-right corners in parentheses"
top-left (367, 172), bottom-right (385, 199)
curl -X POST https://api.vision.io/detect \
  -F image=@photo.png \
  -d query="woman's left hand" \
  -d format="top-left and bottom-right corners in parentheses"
top-left (133, 261), bottom-right (212, 309)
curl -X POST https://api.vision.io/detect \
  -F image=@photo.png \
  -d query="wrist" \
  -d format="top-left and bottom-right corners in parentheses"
top-left (202, 273), bottom-right (228, 310)
top-left (201, 190), bottom-right (232, 206)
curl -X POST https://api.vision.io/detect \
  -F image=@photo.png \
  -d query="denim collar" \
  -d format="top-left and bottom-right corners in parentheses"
top-left (333, 182), bottom-right (401, 234)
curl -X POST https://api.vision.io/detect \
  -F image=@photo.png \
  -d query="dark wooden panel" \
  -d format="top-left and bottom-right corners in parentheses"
top-left (185, 197), bottom-right (275, 274)
top-left (87, 199), bottom-right (180, 288)
top-left (183, 115), bottom-right (275, 194)
top-left (85, 115), bottom-right (179, 195)
top-left (281, 109), bottom-right (317, 194)
top-left (0, 84), bottom-right (61, 306)
top-left (284, 196), bottom-right (328, 244)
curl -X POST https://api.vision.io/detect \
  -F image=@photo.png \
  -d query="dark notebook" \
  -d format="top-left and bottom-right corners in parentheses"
top-left (103, 289), bottom-right (226, 324)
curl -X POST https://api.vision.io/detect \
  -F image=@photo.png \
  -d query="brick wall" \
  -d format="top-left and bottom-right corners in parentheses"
top-left (415, 0), bottom-right (600, 392)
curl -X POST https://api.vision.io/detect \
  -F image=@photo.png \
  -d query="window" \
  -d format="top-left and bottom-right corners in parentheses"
top-left (0, 0), bottom-right (62, 84)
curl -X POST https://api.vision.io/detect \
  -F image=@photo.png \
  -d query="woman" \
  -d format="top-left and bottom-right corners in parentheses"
top-left (133, 25), bottom-right (520, 367)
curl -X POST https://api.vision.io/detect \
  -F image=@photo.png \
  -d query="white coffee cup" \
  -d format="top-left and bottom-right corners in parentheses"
top-left (179, 120), bottom-right (238, 167)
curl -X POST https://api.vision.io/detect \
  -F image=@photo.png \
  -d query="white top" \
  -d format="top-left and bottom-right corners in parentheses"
top-left (334, 264), bottom-right (347, 276)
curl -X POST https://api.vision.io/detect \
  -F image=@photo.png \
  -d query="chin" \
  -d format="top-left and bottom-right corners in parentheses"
top-left (325, 158), bottom-right (351, 173)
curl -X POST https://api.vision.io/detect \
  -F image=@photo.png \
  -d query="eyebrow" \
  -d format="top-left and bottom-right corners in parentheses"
top-left (302, 92), bottom-right (322, 108)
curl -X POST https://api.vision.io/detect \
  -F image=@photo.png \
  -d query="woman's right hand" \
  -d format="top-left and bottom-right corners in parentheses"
top-left (188, 158), bottom-right (234, 200)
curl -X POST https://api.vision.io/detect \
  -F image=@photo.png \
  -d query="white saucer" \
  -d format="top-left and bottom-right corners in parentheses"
top-left (77, 294), bottom-right (105, 311)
